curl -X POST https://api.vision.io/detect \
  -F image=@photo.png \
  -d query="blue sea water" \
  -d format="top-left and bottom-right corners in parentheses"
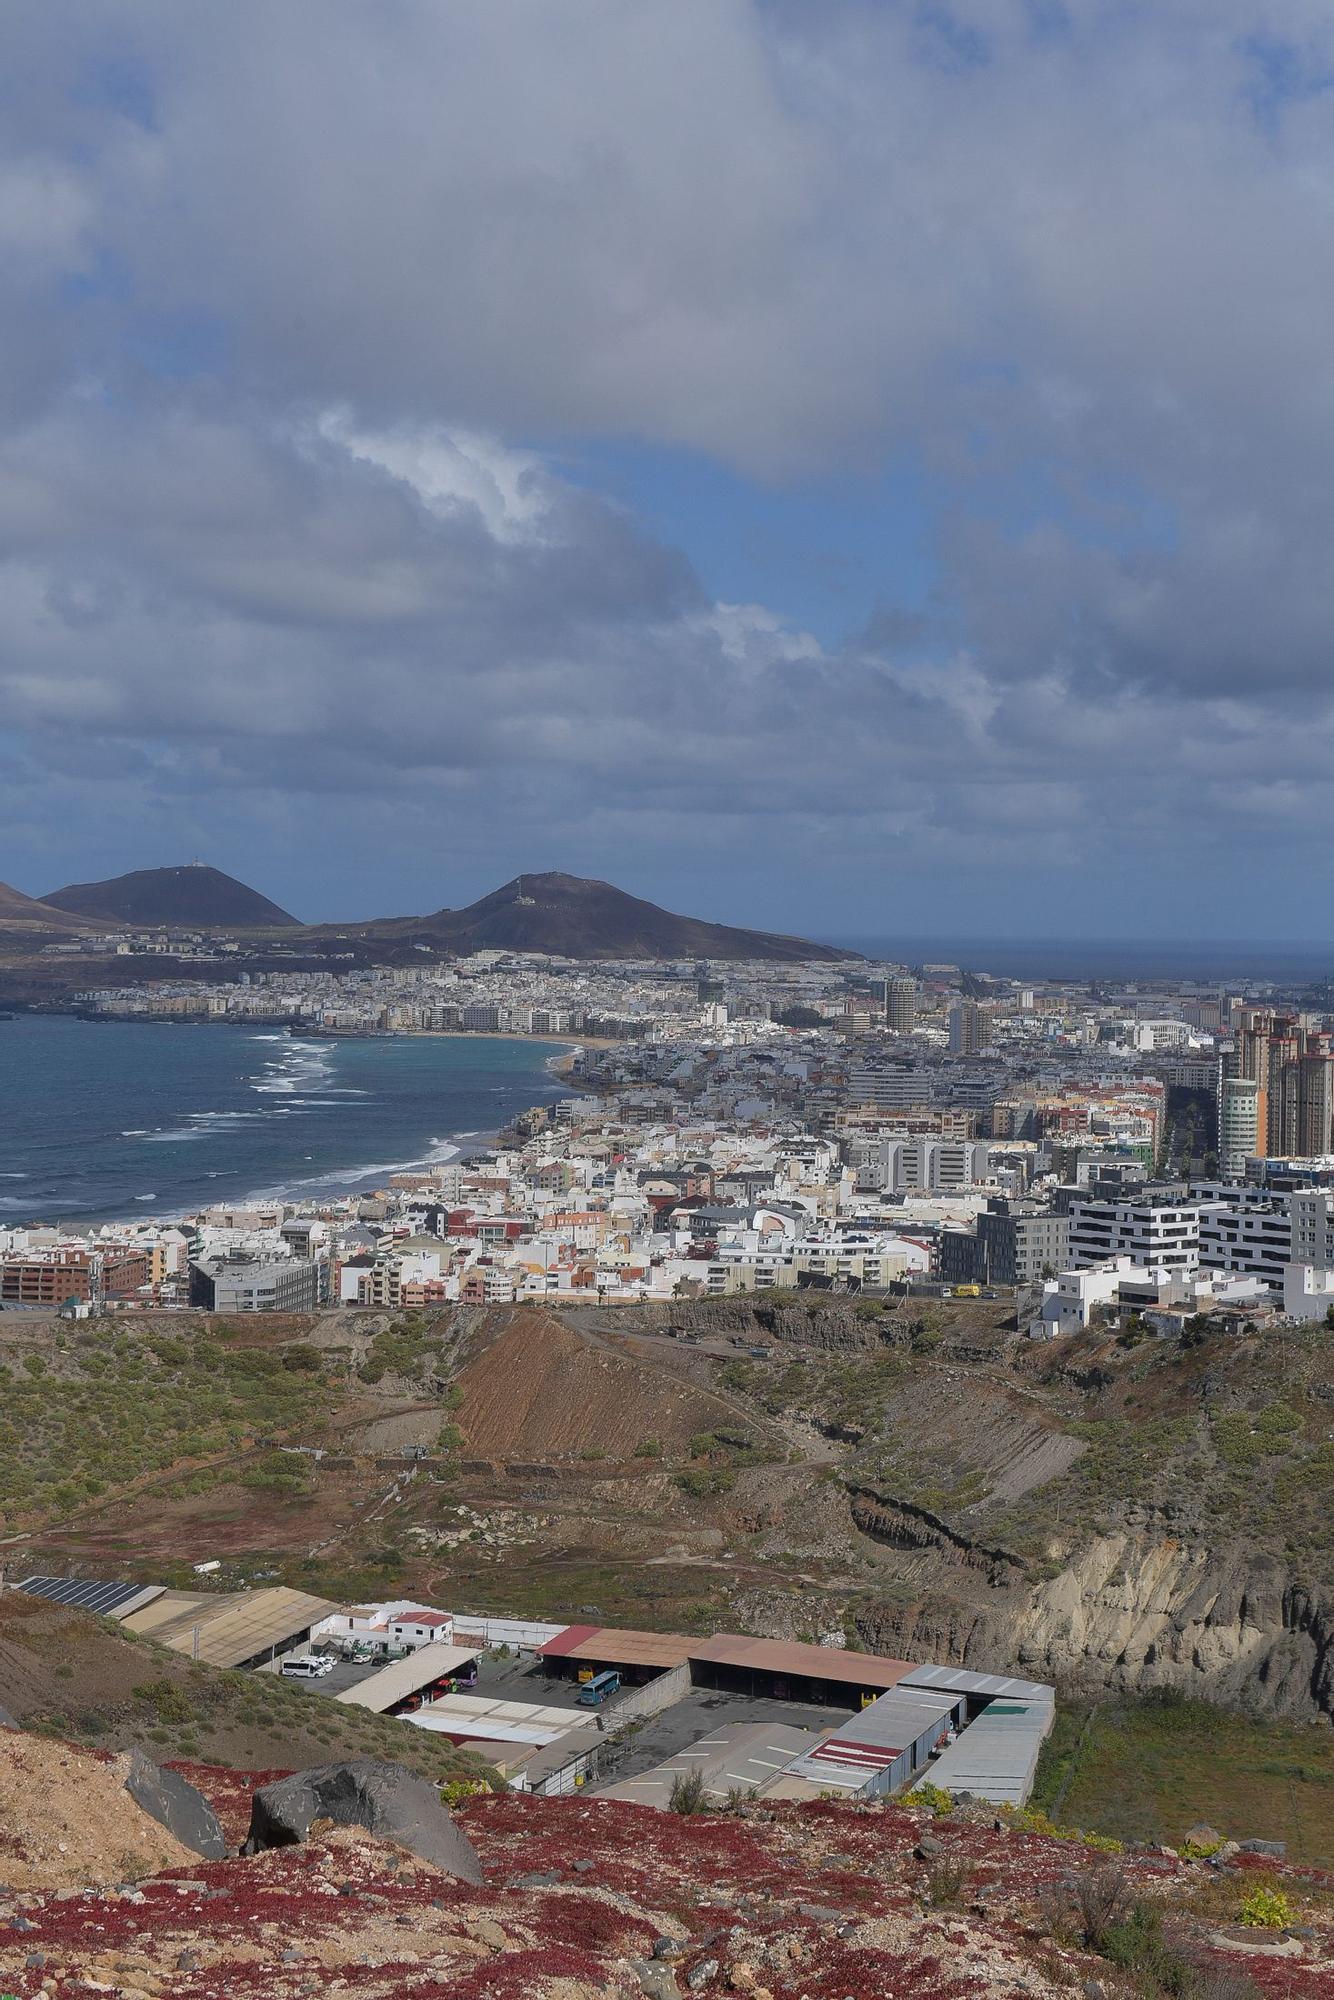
top-left (837, 936), bottom-right (1334, 984)
top-left (0, 1017), bottom-right (566, 1223)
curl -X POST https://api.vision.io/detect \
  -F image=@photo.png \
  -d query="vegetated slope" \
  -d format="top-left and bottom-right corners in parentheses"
top-left (451, 1309), bottom-right (784, 1460)
top-left (0, 1317), bottom-right (333, 1529)
top-left (2, 1748), bottom-right (1332, 2000)
top-left (42, 863), bottom-right (298, 928)
top-left (325, 870), bottom-right (860, 961)
top-left (0, 1591), bottom-right (494, 1789)
top-left (1031, 1691), bottom-right (1334, 1867)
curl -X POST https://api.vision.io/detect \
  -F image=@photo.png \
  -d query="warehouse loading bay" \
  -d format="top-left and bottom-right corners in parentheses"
top-left (291, 1624), bottom-right (1058, 1810)
top-left (13, 1576), bottom-right (1054, 1811)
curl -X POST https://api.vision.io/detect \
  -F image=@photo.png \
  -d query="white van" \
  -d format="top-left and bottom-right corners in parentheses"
top-left (280, 1655), bottom-right (331, 1679)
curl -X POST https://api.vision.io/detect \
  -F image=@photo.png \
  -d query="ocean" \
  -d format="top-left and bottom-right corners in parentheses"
top-left (837, 937), bottom-right (1334, 984)
top-left (0, 1016), bottom-right (567, 1224)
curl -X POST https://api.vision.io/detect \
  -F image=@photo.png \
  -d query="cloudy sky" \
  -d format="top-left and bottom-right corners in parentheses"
top-left (3, 2), bottom-right (1333, 940)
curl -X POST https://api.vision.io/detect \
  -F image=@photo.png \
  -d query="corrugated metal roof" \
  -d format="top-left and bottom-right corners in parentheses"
top-left (120, 1589), bottom-right (243, 1644)
top-left (690, 1634), bottom-right (916, 1689)
top-left (899, 1664), bottom-right (1055, 1703)
top-left (840, 1688), bottom-right (960, 1742)
top-left (336, 1642), bottom-right (482, 1712)
top-left (599, 1721), bottom-right (822, 1809)
top-left (923, 1697), bottom-right (1055, 1807)
top-left (780, 1686), bottom-right (959, 1792)
top-left (121, 1586), bottom-right (342, 1668)
top-left (536, 1623), bottom-right (603, 1659)
top-left (545, 1627), bottom-right (694, 1670)
top-left (409, 1692), bottom-right (591, 1746)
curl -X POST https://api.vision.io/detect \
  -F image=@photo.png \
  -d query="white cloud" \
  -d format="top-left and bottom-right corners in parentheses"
top-left (4, 2), bottom-right (1334, 926)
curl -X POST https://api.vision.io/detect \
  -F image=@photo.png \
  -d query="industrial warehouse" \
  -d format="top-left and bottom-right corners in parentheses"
top-left (13, 1575), bottom-right (1055, 1809)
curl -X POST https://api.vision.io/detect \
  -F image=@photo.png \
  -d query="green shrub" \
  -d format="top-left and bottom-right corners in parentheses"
top-left (282, 1344), bottom-right (322, 1372)
top-left (905, 1781), bottom-right (954, 1817)
top-left (133, 1678), bottom-right (195, 1726)
top-left (1006, 1804), bottom-right (1123, 1853)
top-left (673, 1466), bottom-right (735, 1498)
top-left (669, 1768), bottom-right (707, 1816)
top-left (440, 1776), bottom-right (490, 1806)
top-left (1099, 1900), bottom-right (1195, 1996)
top-left (925, 1858), bottom-right (970, 1907)
top-left (1237, 1884), bottom-right (1293, 1928)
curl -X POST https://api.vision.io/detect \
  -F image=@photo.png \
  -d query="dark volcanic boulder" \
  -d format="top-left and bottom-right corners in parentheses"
top-left (122, 1748), bottom-right (227, 1860)
top-left (241, 1759), bottom-right (482, 1882)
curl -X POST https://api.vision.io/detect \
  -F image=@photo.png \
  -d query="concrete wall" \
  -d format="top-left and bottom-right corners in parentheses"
top-left (606, 1661), bottom-right (692, 1724)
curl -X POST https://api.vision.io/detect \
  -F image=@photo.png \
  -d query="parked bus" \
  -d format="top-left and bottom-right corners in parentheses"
top-left (576, 1670), bottom-right (621, 1708)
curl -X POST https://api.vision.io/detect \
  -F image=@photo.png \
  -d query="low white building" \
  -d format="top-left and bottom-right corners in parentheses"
top-left (1282, 1262), bottom-right (1334, 1322)
top-left (1034, 1257), bottom-right (1141, 1337)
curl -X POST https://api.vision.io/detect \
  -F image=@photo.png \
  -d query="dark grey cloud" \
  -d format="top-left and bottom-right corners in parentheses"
top-left (4, 1), bottom-right (1334, 927)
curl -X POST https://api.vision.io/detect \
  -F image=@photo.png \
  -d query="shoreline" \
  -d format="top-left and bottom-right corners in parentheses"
top-left (23, 1008), bottom-right (623, 1060)
top-left (1, 1021), bottom-right (587, 1230)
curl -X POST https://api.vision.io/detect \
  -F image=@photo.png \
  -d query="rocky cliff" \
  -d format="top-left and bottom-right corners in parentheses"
top-left (840, 1527), bottom-right (1334, 1721)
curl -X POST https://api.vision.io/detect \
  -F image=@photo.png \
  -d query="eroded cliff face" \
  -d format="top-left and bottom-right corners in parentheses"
top-left (841, 1528), bottom-right (1334, 1720)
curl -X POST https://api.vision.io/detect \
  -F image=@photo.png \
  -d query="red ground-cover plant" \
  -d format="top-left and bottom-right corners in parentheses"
top-left (2, 1767), bottom-right (1331, 2000)
top-left (166, 1757), bottom-right (293, 1844)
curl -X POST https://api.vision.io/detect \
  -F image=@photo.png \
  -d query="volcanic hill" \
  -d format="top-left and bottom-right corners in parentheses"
top-left (42, 864), bottom-right (299, 929)
top-left (335, 871), bottom-right (859, 962)
top-left (0, 880), bottom-right (98, 932)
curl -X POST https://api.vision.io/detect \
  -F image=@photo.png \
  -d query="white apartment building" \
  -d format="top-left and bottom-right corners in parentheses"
top-left (1035, 1258), bottom-right (1140, 1337)
top-left (1069, 1182), bottom-right (1308, 1294)
top-left (1283, 1260), bottom-right (1334, 1322)
top-left (1195, 1187), bottom-right (1291, 1288)
top-left (1065, 1193), bottom-right (1201, 1273)
top-left (709, 1229), bottom-right (930, 1294)
top-left (1289, 1188), bottom-right (1334, 1268)
top-left (1130, 1020), bottom-right (1192, 1052)
top-left (1218, 1075), bottom-right (1260, 1180)
top-left (858, 1137), bottom-right (992, 1195)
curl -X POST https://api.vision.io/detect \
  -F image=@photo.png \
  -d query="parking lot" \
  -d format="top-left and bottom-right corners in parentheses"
top-left (468, 1652), bottom-right (603, 1713)
top-left (588, 1688), bottom-right (853, 1791)
top-left (271, 1654), bottom-right (388, 1700)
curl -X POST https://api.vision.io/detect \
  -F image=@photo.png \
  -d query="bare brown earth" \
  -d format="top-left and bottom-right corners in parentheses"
top-left (0, 1733), bottom-right (194, 1888)
top-left (451, 1310), bottom-right (784, 1461)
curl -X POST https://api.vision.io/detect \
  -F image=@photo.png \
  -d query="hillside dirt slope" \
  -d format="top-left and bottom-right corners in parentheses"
top-left (42, 863), bottom-right (298, 928)
top-left (451, 1310), bottom-right (784, 1461)
top-left (331, 870), bottom-right (861, 962)
top-left (0, 1733), bottom-right (194, 1887)
top-left (618, 1300), bottom-right (1334, 1723)
top-left (0, 879), bottom-right (97, 933)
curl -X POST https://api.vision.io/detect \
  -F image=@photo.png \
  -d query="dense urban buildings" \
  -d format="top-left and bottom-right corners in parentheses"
top-left (6, 948), bottom-right (1334, 1330)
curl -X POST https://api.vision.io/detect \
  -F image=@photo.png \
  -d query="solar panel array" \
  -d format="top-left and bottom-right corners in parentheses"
top-left (17, 1575), bottom-right (148, 1617)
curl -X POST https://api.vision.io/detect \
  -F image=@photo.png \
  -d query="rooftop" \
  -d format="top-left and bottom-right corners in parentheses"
top-left (119, 1586), bottom-right (342, 1669)
top-left (334, 1641), bottom-right (482, 1713)
top-left (690, 1634), bottom-right (917, 1690)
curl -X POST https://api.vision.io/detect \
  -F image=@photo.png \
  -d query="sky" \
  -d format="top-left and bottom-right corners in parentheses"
top-left (3, 1), bottom-right (1334, 941)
